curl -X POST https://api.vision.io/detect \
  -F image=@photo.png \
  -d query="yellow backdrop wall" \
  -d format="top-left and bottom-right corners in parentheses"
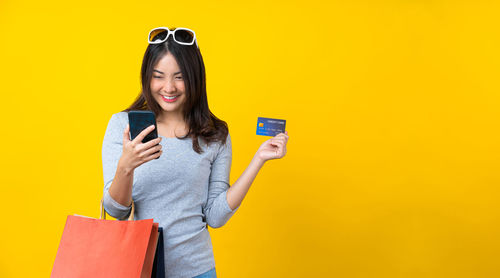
top-left (1, 0), bottom-right (499, 277)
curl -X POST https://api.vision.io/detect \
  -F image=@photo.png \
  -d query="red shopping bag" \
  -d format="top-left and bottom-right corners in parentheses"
top-left (51, 200), bottom-right (160, 278)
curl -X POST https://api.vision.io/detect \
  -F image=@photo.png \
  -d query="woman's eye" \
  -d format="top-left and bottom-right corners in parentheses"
top-left (153, 76), bottom-right (162, 79)
top-left (175, 76), bottom-right (183, 80)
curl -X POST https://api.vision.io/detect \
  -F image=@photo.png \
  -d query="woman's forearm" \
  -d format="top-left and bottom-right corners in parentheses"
top-left (107, 158), bottom-right (134, 207)
top-left (226, 154), bottom-right (265, 210)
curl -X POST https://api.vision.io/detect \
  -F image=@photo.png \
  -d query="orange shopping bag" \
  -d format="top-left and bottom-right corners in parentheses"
top-left (51, 199), bottom-right (161, 278)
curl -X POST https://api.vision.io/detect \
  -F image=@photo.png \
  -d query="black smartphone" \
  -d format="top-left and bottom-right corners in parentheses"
top-left (128, 110), bottom-right (158, 143)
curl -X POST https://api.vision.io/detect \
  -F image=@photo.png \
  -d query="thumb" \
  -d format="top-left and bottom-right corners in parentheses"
top-left (123, 124), bottom-right (130, 142)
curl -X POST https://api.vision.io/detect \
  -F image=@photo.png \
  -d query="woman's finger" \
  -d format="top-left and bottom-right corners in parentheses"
top-left (144, 149), bottom-right (163, 162)
top-left (141, 144), bottom-right (163, 157)
top-left (123, 124), bottom-right (131, 142)
top-left (275, 140), bottom-right (286, 155)
top-left (138, 137), bottom-right (162, 151)
top-left (133, 125), bottom-right (156, 144)
top-left (272, 138), bottom-right (286, 146)
top-left (271, 139), bottom-right (284, 149)
top-left (275, 133), bottom-right (289, 142)
top-left (270, 139), bottom-right (278, 146)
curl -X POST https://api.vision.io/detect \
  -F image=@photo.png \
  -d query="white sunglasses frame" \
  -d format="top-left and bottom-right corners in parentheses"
top-left (147, 27), bottom-right (199, 49)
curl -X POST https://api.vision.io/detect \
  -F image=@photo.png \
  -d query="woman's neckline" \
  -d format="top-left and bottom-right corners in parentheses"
top-left (158, 134), bottom-right (191, 140)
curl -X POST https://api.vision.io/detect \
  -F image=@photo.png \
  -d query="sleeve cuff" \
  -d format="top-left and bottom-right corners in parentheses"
top-left (222, 190), bottom-right (240, 214)
top-left (103, 189), bottom-right (132, 219)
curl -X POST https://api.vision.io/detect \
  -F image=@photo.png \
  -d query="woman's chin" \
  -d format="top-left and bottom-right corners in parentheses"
top-left (159, 105), bottom-right (182, 114)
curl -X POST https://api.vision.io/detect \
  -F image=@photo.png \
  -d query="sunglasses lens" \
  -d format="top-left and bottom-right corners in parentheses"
top-left (174, 29), bottom-right (195, 44)
top-left (149, 29), bottom-right (168, 43)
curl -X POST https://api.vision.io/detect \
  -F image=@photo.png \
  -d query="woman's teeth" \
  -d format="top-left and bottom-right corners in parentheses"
top-left (162, 95), bottom-right (179, 102)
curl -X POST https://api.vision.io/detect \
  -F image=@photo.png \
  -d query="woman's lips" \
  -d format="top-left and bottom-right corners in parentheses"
top-left (161, 95), bottom-right (179, 103)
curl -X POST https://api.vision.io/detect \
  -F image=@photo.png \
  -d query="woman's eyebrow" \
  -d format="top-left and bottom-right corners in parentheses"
top-left (153, 69), bottom-right (182, 75)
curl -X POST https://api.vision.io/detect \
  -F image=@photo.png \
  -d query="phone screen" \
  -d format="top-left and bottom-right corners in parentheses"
top-left (128, 110), bottom-right (159, 143)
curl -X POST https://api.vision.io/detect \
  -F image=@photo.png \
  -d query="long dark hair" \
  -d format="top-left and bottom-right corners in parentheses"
top-left (124, 28), bottom-right (228, 154)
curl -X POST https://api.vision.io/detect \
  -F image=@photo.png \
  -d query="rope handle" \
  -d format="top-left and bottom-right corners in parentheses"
top-left (100, 198), bottom-right (135, 221)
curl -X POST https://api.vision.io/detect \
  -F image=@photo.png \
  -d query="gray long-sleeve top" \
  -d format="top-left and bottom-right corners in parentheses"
top-left (101, 112), bottom-right (239, 278)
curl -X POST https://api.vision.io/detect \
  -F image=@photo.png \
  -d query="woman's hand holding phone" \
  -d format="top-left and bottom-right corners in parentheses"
top-left (118, 124), bottom-right (163, 173)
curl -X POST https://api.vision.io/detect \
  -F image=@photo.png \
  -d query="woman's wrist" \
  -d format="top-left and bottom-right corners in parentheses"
top-left (117, 158), bottom-right (134, 177)
top-left (254, 152), bottom-right (267, 167)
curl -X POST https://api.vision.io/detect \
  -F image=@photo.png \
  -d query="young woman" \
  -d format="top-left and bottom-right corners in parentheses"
top-left (101, 27), bottom-right (289, 278)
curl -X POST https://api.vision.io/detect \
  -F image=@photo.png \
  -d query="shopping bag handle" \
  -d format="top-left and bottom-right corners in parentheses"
top-left (100, 198), bottom-right (135, 221)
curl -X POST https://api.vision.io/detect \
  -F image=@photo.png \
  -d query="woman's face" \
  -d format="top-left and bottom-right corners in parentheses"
top-left (150, 52), bottom-right (187, 116)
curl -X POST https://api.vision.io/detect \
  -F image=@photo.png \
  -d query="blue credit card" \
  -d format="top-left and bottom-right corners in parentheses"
top-left (256, 117), bottom-right (286, 136)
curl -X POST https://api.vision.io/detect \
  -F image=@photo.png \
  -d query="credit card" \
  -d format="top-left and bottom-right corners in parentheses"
top-left (256, 117), bottom-right (286, 136)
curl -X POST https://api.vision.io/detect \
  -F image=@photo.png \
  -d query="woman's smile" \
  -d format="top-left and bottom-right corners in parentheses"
top-left (161, 94), bottom-right (180, 103)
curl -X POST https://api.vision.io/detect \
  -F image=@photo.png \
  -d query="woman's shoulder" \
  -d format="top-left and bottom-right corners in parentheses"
top-left (107, 111), bottom-right (128, 125)
top-left (103, 112), bottom-right (128, 135)
top-left (111, 111), bottom-right (128, 121)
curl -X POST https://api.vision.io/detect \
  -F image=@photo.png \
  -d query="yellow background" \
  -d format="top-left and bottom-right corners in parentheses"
top-left (1, 0), bottom-right (499, 277)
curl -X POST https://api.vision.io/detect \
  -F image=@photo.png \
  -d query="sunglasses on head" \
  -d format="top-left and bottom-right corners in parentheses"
top-left (148, 27), bottom-right (199, 49)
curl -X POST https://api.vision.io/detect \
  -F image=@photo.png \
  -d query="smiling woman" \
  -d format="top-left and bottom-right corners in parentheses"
top-left (101, 26), bottom-right (288, 278)
top-left (125, 28), bottom-right (227, 152)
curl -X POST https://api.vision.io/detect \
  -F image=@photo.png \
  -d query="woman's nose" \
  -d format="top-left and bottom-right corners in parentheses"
top-left (162, 80), bottom-right (176, 93)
